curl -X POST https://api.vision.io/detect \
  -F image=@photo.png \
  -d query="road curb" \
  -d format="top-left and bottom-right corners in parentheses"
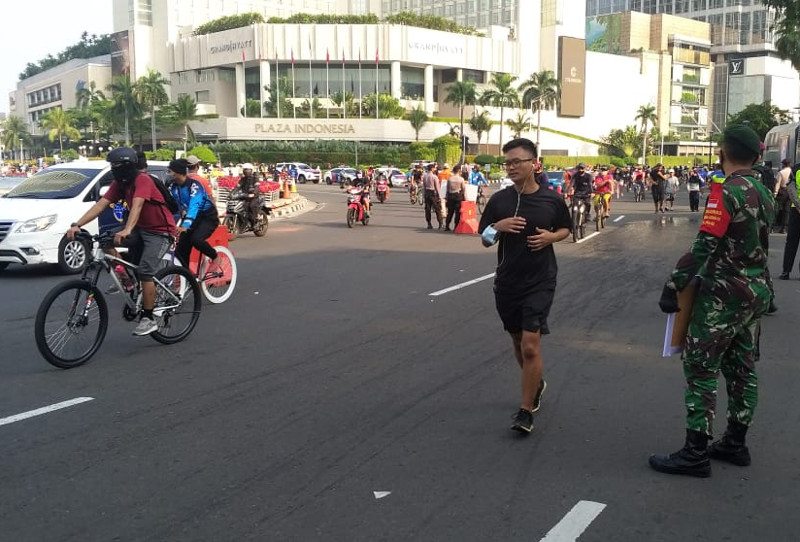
top-left (269, 196), bottom-right (313, 219)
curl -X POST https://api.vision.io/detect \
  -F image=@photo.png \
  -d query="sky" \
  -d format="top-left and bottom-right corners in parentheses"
top-left (0, 0), bottom-right (114, 116)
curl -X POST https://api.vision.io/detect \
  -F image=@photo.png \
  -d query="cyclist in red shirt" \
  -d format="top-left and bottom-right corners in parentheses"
top-left (593, 166), bottom-right (614, 218)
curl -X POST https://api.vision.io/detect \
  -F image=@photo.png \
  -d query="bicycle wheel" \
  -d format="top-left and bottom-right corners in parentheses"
top-left (34, 280), bottom-right (108, 369)
top-left (199, 246), bottom-right (237, 304)
top-left (150, 265), bottom-right (201, 345)
top-left (572, 209), bottom-right (579, 243)
top-left (477, 195), bottom-right (486, 215)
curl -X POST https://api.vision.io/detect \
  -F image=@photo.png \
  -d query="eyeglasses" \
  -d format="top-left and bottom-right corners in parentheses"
top-left (503, 158), bottom-right (534, 169)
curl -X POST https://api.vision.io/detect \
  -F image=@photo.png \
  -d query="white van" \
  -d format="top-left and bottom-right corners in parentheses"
top-left (0, 160), bottom-right (170, 274)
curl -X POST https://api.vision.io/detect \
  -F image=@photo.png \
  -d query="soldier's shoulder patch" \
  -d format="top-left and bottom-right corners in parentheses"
top-left (700, 183), bottom-right (730, 237)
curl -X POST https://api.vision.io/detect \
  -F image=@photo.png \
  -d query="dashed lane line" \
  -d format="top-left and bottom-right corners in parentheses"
top-left (613, 215), bottom-right (625, 223)
top-left (429, 273), bottom-right (496, 296)
top-left (539, 500), bottom-right (607, 542)
top-left (0, 397), bottom-right (95, 427)
top-left (576, 231), bottom-right (600, 244)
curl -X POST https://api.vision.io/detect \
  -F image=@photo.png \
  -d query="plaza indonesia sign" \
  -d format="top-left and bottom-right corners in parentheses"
top-left (254, 122), bottom-right (356, 135)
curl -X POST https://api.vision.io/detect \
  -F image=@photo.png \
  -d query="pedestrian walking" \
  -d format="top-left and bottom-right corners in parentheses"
top-left (665, 169), bottom-right (679, 211)
top-left (650, 164), bottom-right (666, 213)
top-left (422, 166), bottom-right (443, 230)
top-left (687, 169), bottom-right (701, 212)
top-left (774, 158), bottom-right (792, 234)
top-left (477, 138), bottom-right (571, 435)
top-left (444, 166), bottom-right (467, 231)
top-left (651, 125), bottom-right (775, 477)
top-left (779, 161), bottom-right (800, 279)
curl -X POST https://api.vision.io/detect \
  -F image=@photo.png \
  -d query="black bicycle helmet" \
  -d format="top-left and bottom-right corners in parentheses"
top-left (106, 147), bottom-right (138, 166)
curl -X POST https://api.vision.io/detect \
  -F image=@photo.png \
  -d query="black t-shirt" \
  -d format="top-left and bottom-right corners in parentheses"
top-left (478, 186), bottom-right (572, 295)
top-left (572, 172), bottom-right (593, 195)
top-left (650, 170), bottom-right (665, 192)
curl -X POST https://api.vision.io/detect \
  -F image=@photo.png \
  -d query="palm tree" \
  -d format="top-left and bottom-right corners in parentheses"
top-left (107, 75), bottom-right (140, 145)
top-left (479, 73), bottom-right (519, 151)
top-left (164, 95), bottom-right (201, 151)
top-left (635, 104), bottom-right (658, 164)
top-left (519, 70), bottom-right (560, 148)
top-left (444, 80), bottom-right (477, 150)
top-left (40, 108), bottom-right (81, 153)
top-left (506, 111), bottom-right (530, 139)
top-left (75, 81), bottom-right (106, 110)
top-left (469, 110), bottom-right (493, 154)
top-left (1, 115), bottom-right (30, 160)
top-left (406, 105), bottom-right (429, 141)
top-left (135, 69), bottom-right (171, 151)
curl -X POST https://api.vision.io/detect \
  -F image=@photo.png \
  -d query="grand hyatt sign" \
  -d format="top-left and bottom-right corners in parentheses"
top-left (253, 122), bottom-right (356, 135)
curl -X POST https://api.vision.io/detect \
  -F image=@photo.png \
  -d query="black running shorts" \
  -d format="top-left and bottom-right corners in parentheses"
top-left (494, 287), bottom-right (555, 335)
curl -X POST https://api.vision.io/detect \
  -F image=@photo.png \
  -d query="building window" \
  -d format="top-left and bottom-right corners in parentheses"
top-left (137, 0), bottom-right (152, 26)
top-left (401, 67), bottom-right (424, 100)
top-left (195, 90), bottom-right (210, 102)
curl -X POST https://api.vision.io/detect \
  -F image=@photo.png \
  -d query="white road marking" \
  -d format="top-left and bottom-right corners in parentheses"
top-left (539, 500), bottom-right (607, 542)
top-left (613, 215), bottom-right (625, 223)
top-left (0, 397), bottom-right (95, 427)
top-left (373, 491), bottom-right (391, 499)
top-left (428, 273), bottom-right (495, 296)
top-left (576, 232), bottom-right (600, 244)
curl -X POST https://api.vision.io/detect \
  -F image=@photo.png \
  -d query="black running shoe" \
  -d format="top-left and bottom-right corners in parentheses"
top-left (531, 379), bottom-right (547, 413)
top-left (510, 409), bottom-right (534, 434)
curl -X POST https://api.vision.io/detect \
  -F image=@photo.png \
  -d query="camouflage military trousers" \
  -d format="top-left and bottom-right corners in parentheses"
top-left (684, 291), bottom-right (766, 436)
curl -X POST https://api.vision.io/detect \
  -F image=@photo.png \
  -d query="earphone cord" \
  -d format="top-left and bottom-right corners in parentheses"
top-left (498, 170), bottom-right (533, 269)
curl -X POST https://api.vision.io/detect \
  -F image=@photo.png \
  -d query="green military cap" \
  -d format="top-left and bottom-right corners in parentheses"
top-left (720, 124), bottom-right (761, 156)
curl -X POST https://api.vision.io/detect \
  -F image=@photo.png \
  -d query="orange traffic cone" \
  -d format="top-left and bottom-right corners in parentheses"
top-left (282, 180), bottom-right (291, 199)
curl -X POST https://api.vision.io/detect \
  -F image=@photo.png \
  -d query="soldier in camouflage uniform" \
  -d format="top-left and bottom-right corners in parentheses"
top-left (650, 125), bottom-right (775, 478)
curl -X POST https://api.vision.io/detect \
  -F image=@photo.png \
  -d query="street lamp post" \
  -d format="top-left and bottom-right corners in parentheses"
top-left (19, 138), bottom-right (23, 163)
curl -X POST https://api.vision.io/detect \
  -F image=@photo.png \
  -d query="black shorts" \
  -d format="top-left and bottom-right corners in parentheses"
top-left (494, 287), bottom-right (555, 335)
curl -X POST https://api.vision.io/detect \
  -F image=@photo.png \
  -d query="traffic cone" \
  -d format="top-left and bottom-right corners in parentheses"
top-left (282, 180), bottom-right (291, 199)
top-left (290, 179), bottom-right (298, 193)
top-left (454, 201), bottom-right (479, 234)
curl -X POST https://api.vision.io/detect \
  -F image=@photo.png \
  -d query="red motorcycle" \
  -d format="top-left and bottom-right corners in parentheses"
top-left (376, 177), bottom-right (389, 203)
top-left (346, 187), bottom-right (370, 228)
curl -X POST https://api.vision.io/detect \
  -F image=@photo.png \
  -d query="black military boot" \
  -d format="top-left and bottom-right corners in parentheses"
top-left (708, 420), bottom-right (751, 466)
top-left (649, 429), bottom-right (711, 478)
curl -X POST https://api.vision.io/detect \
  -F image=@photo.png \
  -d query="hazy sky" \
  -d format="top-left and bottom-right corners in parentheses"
top-left (0, 0), bottom-right (114, 115)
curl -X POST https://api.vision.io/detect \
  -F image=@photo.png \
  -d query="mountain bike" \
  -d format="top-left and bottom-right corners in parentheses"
top-left (571, 194), bottom-right (590, 242)
top-left (34, 231), bottom-right (201, 369)
top-left (593, 193), bottom-right (607, 231)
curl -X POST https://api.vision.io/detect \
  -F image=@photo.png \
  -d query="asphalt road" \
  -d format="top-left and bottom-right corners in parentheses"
top-left (1, 185), bottom-right (798, 541)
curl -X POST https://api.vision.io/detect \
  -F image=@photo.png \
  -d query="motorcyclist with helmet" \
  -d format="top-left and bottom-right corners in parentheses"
top-left (237, 163), bottom-right (261, 228)
top-left (66, 147), bottom-right (176, 336)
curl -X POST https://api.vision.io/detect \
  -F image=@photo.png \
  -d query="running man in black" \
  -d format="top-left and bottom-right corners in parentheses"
top-left (478, 138), bottom-right (572, 434)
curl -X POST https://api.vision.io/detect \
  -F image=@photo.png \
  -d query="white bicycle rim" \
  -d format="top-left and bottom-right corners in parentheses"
top-left (199, 246), bottom-right (237, 304)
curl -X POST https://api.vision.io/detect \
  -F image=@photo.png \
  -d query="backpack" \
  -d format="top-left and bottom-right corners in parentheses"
top-left (751, 164), bottom-right (776, 194)
top-left (147, 173), bottom-right (180, 214)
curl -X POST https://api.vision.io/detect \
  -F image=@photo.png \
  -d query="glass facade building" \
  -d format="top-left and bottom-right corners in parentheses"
top-left (380, 0), bottom-right (517, 28)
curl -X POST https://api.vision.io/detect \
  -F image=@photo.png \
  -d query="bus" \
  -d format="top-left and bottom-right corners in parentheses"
top-left (764, 122), bottom-right (800, 174)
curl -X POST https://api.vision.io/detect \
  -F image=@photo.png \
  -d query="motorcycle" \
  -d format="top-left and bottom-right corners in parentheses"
top-left (376, 177), bottom-right (389, 203)
top-left (223, 188), bottom-right (271, 240)
top-left (346, 187), bottom-right (370, 228)
top-left (570, 194), bottom-right (591, 242)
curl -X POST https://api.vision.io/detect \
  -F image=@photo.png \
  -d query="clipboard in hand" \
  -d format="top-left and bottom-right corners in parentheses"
top-left (662, 283), bottom-right (698, 357)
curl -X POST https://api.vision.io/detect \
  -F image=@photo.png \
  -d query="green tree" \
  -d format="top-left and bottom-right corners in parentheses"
top-left (406, 105), bottom-right (429, 141)
top-left (469, 110), bottom-right (493, 154)
top-left (163, 95), bottom-right (202, 151)
top-left (330, 91), bottom-right (358, 118)
top-left (444, 80), bottom-right (477, 150)
top-left (1, 115), bottom-right (30, 160)
top-left (40, 108), bottom-right (81, 153)
top-left (135, 68), bottom-right (171, 151)
top-left (601, 125), bottom-right (641, 158)
top-left (186, 145), bottom-right (217, 163)
top-left (362, 93), bottom-right (405, 119)
top-left (241, 98), bottom-right (264, 117)
top-left (297, 98), bottom-right (323, 119)
top-left (519, 69), bottom-right (560, 147)
top-left (19, 32), bottom-right (111, 80)
top-left (635, 104), bottom-right (658, 164)
top-left (479, 73), bottom-right (519, 150)
top-left (76, 80), bottom-right (106, 109)
top-left (761, 2), bottom-right (800, 72)
top-left (264, 77), bottom-right (294, 118)
top-left (726, 101), bottom-right (792, 140)
top-left (505, 111), bottom-right (530, 139)
top-left (107, 75), bottom-right (140, 145)
top-left (194, 12), bottom-right (265, 35)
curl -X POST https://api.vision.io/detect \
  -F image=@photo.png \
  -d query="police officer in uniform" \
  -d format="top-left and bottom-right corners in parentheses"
top-left (780, 157), bottom-right (800, 279)
top-left (651, 125), bottom-right (775, 477)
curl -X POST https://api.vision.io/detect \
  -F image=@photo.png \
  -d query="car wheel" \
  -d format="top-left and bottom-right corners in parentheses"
top-left (298, 175), bottom-right (306, 184)
top-left (57, 235), bottom-right (89, 274)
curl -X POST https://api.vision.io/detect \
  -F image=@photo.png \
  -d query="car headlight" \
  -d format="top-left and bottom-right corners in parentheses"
top-left (15, 214), bottom-right (58, 233)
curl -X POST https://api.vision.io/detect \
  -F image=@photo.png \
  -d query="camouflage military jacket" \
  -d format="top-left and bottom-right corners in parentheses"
top-left (669, 170), bottom-right (775, 300)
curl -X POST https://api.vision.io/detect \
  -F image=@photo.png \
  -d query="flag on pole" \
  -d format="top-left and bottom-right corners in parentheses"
top-left (307, 38), bottom-right (313, 116)
top-left (242, 50), bottom-right (246, 63)
top-left (291, 48), bottom-right (296, 119)
top-left (358, 48), bottom-right (362, 119)
top-left (375, 48), bottom-right (380, 120)
top-left (275, 51), bottom-right (281, 119)
top-left (326, 48), bottom-right (330, 119)
top-left (342, 49), bottom-right (347, 120)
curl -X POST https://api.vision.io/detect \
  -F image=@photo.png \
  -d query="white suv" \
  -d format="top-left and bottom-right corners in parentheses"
top-left (275, 162), bottom-right (322, 184)
top-left (0, 160), bottom-right (169, 274)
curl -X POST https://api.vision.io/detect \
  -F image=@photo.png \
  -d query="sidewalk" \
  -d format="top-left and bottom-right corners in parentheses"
top-left (267, 194), bottom-right (314, 218)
